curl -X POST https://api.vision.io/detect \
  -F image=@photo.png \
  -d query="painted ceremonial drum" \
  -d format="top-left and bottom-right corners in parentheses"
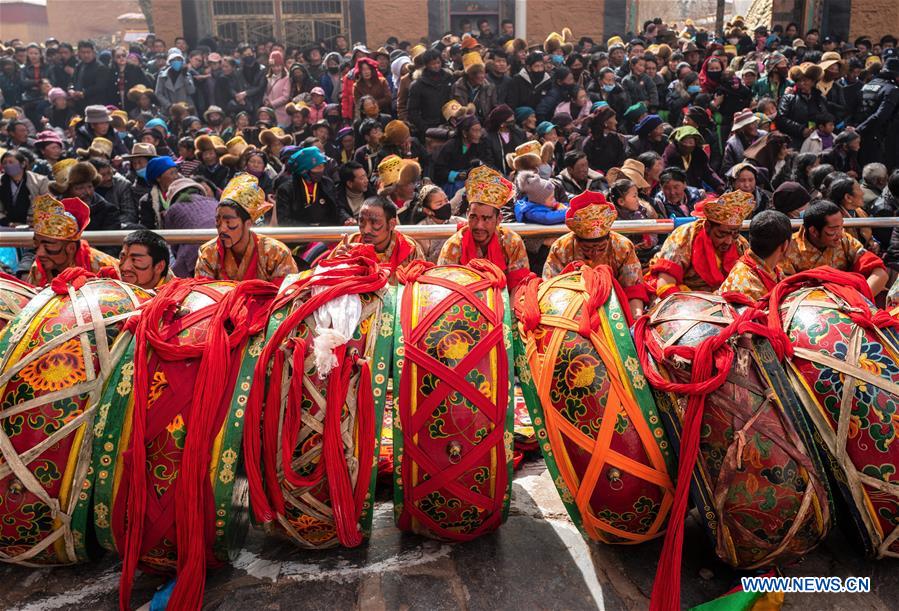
top-left (643, 292), bottom-right (831, 568)
top-left (0, 276), bottom-right (36, 332)
top-left (778, 285), bottom-right (899, 558)
top-left (393, 262), bottom-right (514, 541)
top-left (514, 267), bottom-right (675, 543)
top-left (0, 278), bottom-right (150, 565)
top-left (250, 271), bottom-right (392, 549)
top-left (89, 281), bottom-right (260, 571)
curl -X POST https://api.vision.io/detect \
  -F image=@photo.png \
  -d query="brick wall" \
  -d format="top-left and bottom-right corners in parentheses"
top-left (151, 0), bottom-right (185, 46)
top-left (45, 0), bottom-right (142, 42)
top-left (365, 0), bottom-right (430, 47)
top-left (850, 0), bottom-right (899, 45)
top-left (524, 0), bottom-right (604, 48)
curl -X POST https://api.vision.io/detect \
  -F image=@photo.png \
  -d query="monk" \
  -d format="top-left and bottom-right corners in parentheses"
top-left (646, 190), bottom-right (754, 299)
top-left (330, 195), bottom-right (424, 282)
top-left (543, 190), bottom-right (649, 317)
top-left (781, 200), bottom-right (888, 297)
top-left (438, 165), bottom-right (530, 291)
top-left (195, 174), bottom-right (298, 283)
top-left (717, 210), bottom-right (791, 301)
top-left (27, 194), bottom-right (119, 286)
top-left (119, 229), bottom-right (175, 290)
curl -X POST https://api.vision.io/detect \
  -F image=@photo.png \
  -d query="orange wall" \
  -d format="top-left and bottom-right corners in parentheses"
top-left (46, 0), bottom-right (142, 42)
top-left (365, 0), bottom-right (430, 47)
top-left (525, 0), bottom-right (604, 48)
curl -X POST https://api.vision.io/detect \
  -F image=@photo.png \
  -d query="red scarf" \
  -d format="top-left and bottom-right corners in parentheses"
top-left (33, 240), bottom-right (94, 287)
top-left (690, 225), bottom-right (739, 289)
top-left (460, 227), bottom-right (507, 271)
top-left (737, 253), bottom-right (779, 292)
top-left (385, 232), bottom-right (413, 273)
top-left (216, 233), bottom-right (260, 281)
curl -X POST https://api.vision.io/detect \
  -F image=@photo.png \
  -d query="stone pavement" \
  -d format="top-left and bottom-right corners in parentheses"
top-left (1, 458), bottom-right (896, 610)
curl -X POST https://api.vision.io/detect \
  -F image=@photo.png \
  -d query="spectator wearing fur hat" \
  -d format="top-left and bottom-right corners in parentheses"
top-left (62, 160), bottom-right (121, 241)
top-left (407, 49), bottom-right (455, 137)
top-left (377, 155), bottom-right (422, 224)
top-left (378, 119), bottom-right (427, 166)
top-left (512, 142), bottom-right (568, 225)
top-left (777, 62), bottom-right (828, 149)
top-left (452, 52), bottom-right (497, 123)
top-left (192, 134), bottom-right (231, 191)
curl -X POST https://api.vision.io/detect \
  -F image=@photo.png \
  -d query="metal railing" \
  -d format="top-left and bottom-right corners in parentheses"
top-left (0, 217), bottom-right (897, 247)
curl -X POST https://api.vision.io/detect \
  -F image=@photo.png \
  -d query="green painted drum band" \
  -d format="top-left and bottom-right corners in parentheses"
top-left (88, 338), bottom-right (135, 553)
top-left (500, 287), bottom-right (515, 523)
top-left (391, 283), bottom-right (406, 527)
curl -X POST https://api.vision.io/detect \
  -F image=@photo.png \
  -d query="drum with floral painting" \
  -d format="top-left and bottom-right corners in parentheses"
top-left (514, 268), bottom-right (676, 544)
top-left (253, 273), bottom-right (393, 549)
top-left (0, 278), bottom-right (150, 566)
top-left (643, 292), bottom-right (831, 568)
top-left (392, 263), bottom-right (514, 541)
top-left (88, 281), bottom-right (260, 572)
top-left (0, 276), bottom-right (36, 333)
top-left (778, 285), bottom-right (899, 559)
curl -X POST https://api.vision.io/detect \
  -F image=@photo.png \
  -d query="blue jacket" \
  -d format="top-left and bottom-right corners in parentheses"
top-left (514, 197), bottom-right (567, 225)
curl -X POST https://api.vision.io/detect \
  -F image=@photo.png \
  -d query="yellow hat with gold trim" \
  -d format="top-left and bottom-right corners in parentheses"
top-left (33, 194), bottom-right (90, 240)
top-left (699, 190), bottom-right (755, 226)
top-left (220, 173), bottom-right (271, 221)
top-left (465, 165), bottom-right (513, 209)
top-left (462, 51), bottom-right (484, 73)
top-left (565, 191), bottom-right (617, 239)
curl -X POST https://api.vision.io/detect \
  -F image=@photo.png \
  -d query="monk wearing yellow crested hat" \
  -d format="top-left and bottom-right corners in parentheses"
top-left (195, 174), bottom-right (297, 283)
top-left (646, 190), bottom-right (754, 299)
top-left (438, 165), bottom-right (530, 290)
top-left (27, 194), bottom-right (119, 286)
top-left (544, 191), bottom-right (649, 317)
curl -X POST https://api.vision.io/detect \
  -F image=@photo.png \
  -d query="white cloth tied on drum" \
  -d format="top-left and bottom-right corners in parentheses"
top-left (311, 263), bottom-right (362, 379)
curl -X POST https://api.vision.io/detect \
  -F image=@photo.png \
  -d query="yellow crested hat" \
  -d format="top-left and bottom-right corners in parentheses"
top-left (465, 165), bottom-right (513, 209)
top-left (442, 99), bottom-right (463, 121)
top-left (220, 173), bottom-right (271, 221)
top-left (565, 191), bottom-right (617, 239)
top-left (700, 190), bottom-right (755, 226)
top-left (462, 51), bottom-right (484, 72)
top-left (33, 194), bottom-right (90, 241)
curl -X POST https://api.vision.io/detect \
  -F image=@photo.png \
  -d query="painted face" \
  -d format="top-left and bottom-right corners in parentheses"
top-left (34, 236), bottom-right (76, 274)
top-left (119, 243), bottom-right (164, 289)
top-left (576, 235), bottom-right (611, 260)
top-left (707, 222), bottom-right (741, 254)
top-left (358, 204), bottom-right (395, 252)
top-left (467, 202), bottom-right (499, 245)
top-left (215, 205), bottom-right (250, 250)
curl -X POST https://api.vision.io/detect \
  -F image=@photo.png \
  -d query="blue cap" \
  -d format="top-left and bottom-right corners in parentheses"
top-left (591, 100), bottom-right (609, 112)
top-left (145, 155), bottom-right (177, 185)
top-left (635, 114), bottom-right (663, 137)
top-left (536, 121), bottom-right (557, 137)
top-left (145, 118), bottom-right (169, 135)
top-left (287, 146), bottom-right (328, 178)
top-left (514, 106), bottom-right (535, 123)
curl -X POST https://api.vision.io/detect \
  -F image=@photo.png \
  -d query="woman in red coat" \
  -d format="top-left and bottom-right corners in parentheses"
top-left (351, 57), bottom-right (392, 119)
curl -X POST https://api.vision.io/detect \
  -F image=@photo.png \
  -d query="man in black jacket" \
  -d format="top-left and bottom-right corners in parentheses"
top-left (65, 161), bottom-right (121, 255)
top-left (236, 44), bottom-right (267, 111)
top-left (69, 40), bottom-right (114, 111)
top-left (334, 161), bottom-right (376, 220)
top-left (505, 51), bottom-right (551, 111)
top-left (407, 49), bottom-right (454, 138)
top-left (276, 146), bottom-right (349, 226)
top-left (486, 49), bottom-right (513, 105)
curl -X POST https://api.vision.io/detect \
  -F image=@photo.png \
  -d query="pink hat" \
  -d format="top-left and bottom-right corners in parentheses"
top-left (310, 86), bottom-right (326, 97)
top-left (48, 87), bottom-right (67, 103)
top-left (269, 50), bottom-right (284, 65)
top-left (35, 130), bottom-right (63, 145)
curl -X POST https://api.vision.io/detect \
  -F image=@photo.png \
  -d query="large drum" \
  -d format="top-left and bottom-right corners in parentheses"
top-left (639, 292), bottom-right (831, 568)
top-left (773, 279), bottom-right (899, 558)
top-left (0, 275), bottom-right (36, 332)
top-left (89, 280), bottom-right (270, 598)
top-left (243, 251), bottom-right (392, 549)
top-left (514, 266), bottom-right (675, 543)
top-left (0, 276), bottom-right (150, 566)
top-left (393, 261), bottom-right (514, 541)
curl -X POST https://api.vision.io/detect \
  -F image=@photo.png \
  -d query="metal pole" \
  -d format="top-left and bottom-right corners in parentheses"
top-left (1, 217), bottom-right (898, 247)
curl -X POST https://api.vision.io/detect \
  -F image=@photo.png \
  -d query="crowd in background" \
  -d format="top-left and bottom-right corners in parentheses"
top-left (1, 15), bottom-right (898, 283)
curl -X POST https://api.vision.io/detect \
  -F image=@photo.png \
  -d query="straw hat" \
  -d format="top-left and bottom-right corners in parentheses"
top-left (259, 126), bottom-right (293, 148)
top-left (605, 159), bottom-right (650, 190)
top-left (194, 134), bottom-right (227, 156)
top-left (221, 136), bottom-right (254, 167)
top-left (76, 136), bottom-right (114, 159)
top-left (818, 51), bottom-right (844, 73)
top-left (122, 142), bottom-right (157, 160)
